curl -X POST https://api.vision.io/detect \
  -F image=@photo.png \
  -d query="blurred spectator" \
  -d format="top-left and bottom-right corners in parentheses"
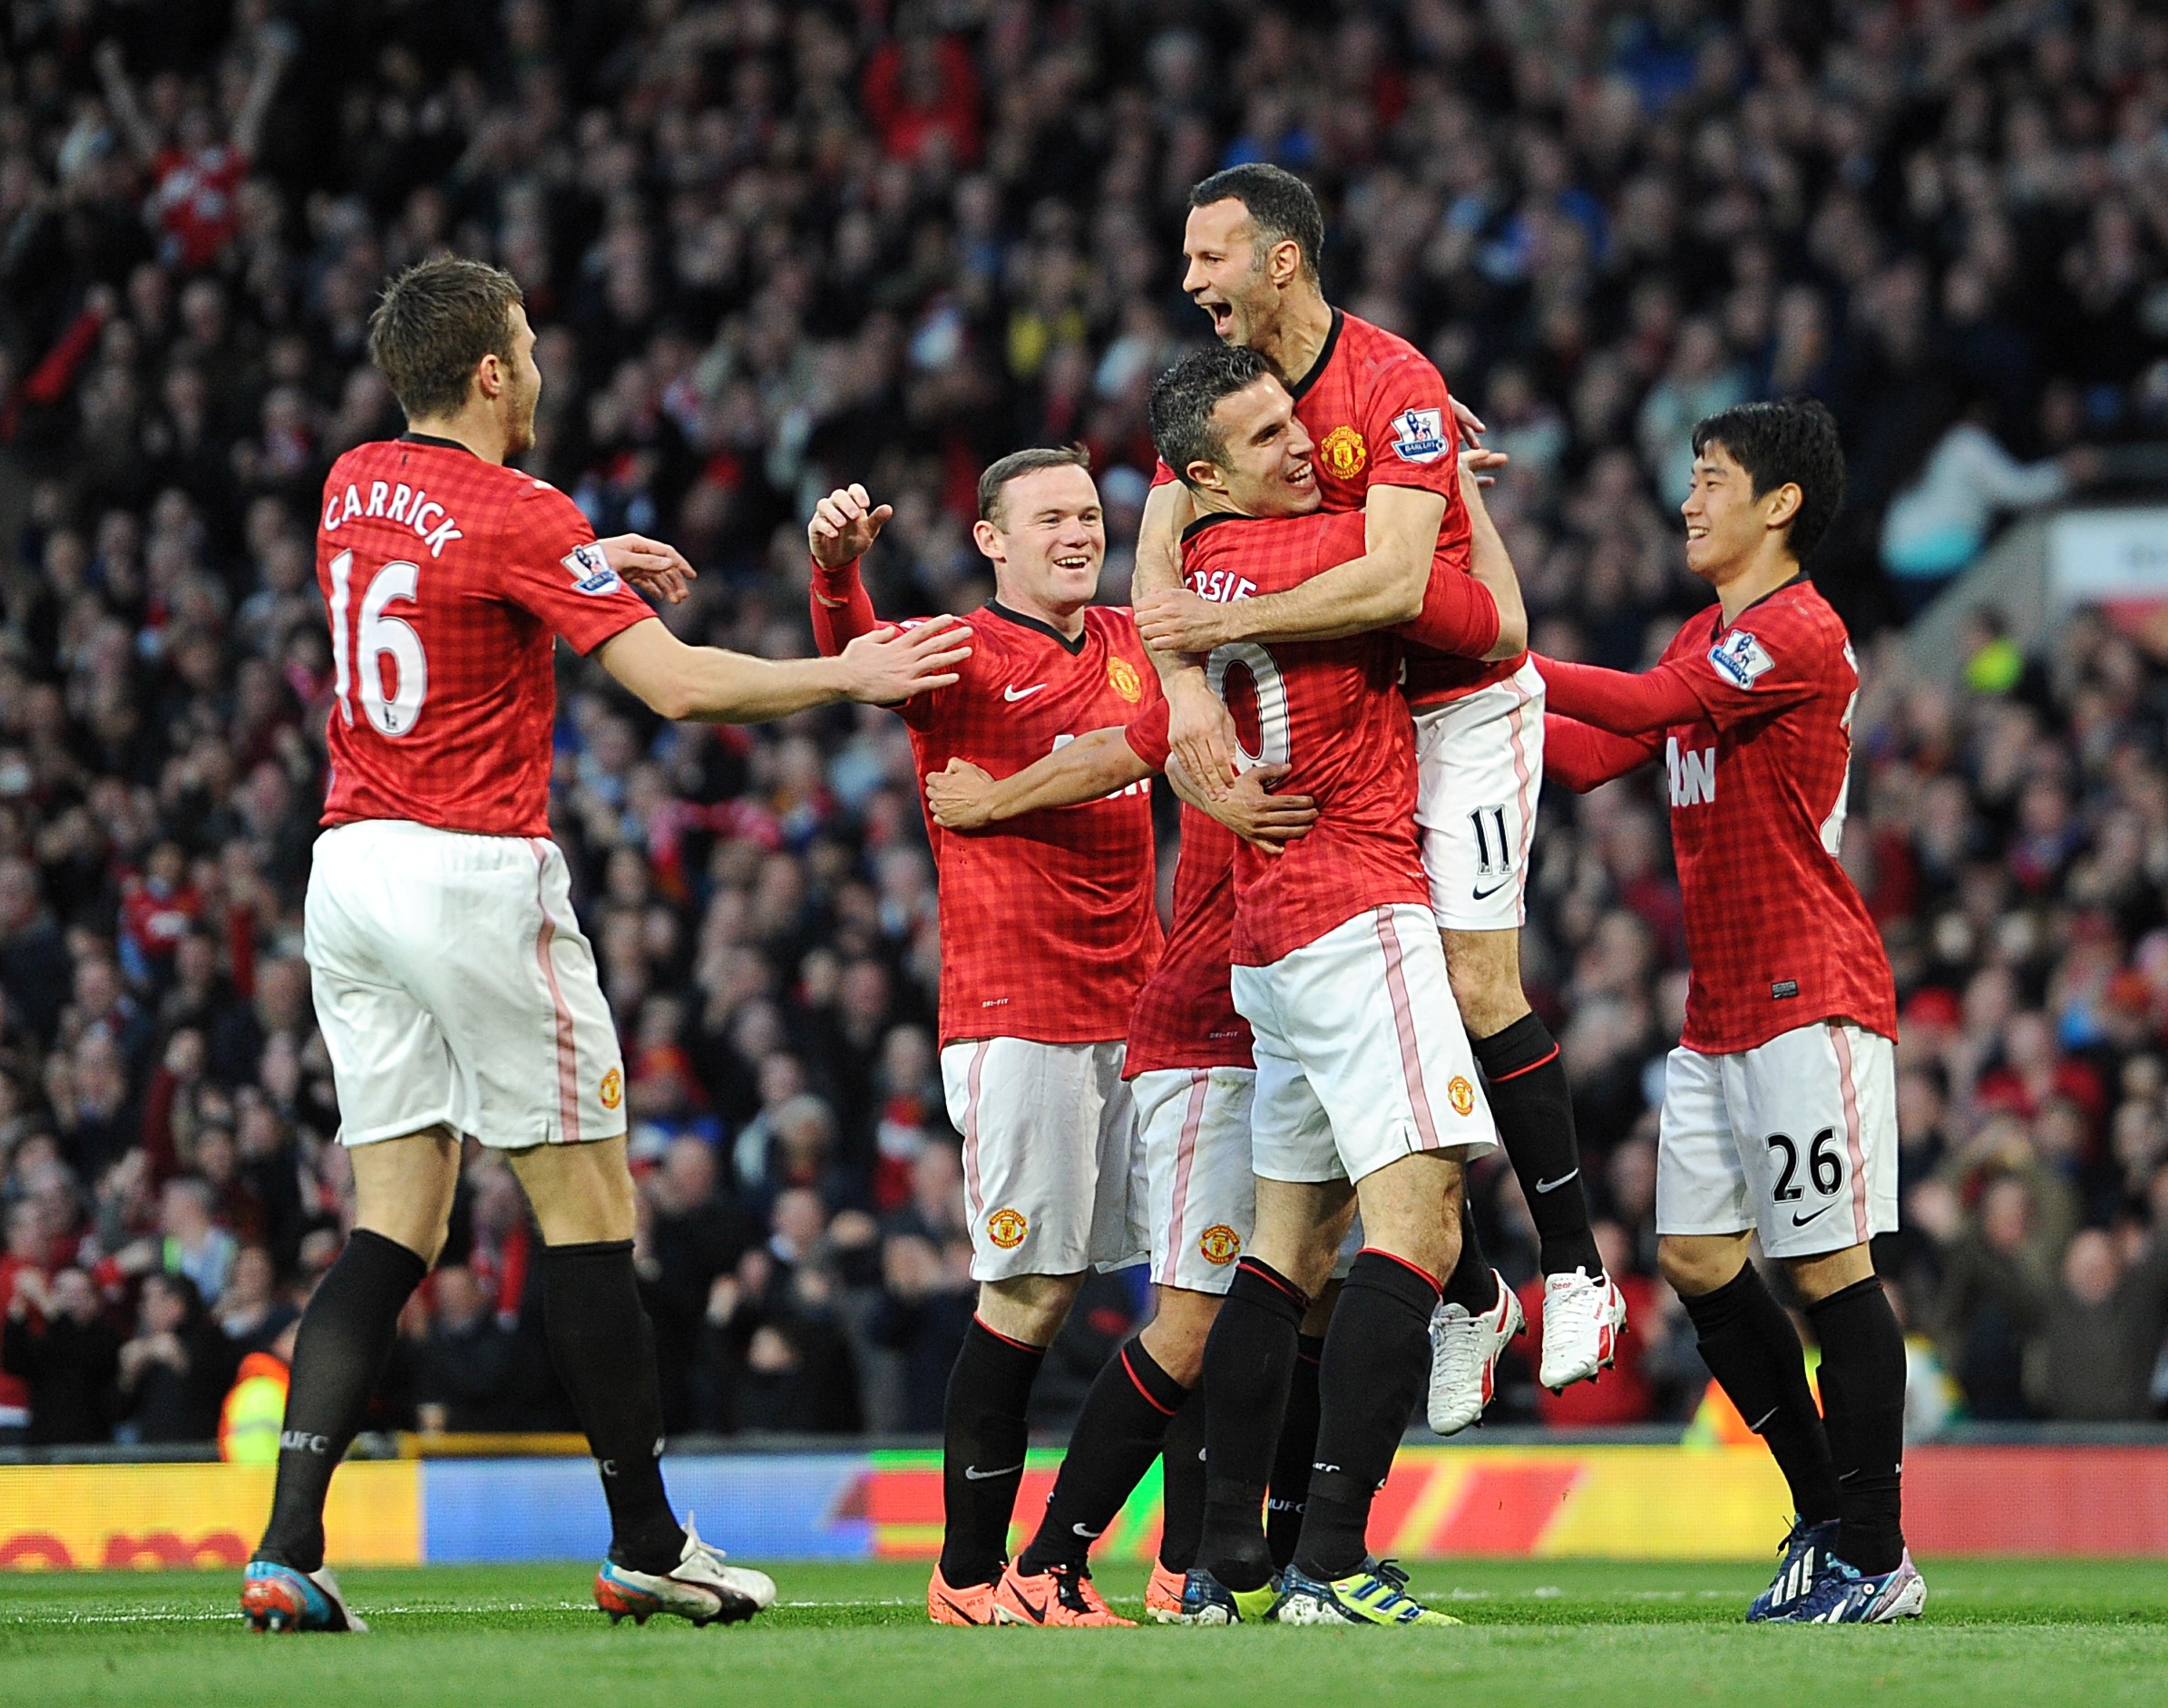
top-left (869, 1145), bottom-right (975, 1432)
top-left (411, 1265), bottom-right (519, 1434)
top-left (2023, 1228), bottom-right (2168, 1422)
top-left (114, 1272), bottom-right (236, 1444)
top-left (4, 1266), bottom-right (120, 1445)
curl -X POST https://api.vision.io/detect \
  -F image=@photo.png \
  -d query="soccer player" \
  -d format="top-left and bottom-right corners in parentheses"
top-left (1134, 165), bottom-right (1621, 1428)
top-left (1537, 400), bottom-right (1922, 1625)
top-left (806, 452), bottom-right (1166, 1629)
top-left (239, 259), bottom-right (972, 1634)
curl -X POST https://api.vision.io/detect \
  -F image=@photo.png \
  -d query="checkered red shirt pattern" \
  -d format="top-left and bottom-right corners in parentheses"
top-left (317, 438), bottom-right (653, 837)
top-left (1123, 806), bottom-right (1251, 1076)
top-left (1153, 309), bottom-right (1511, 708)
top-left (1646, 581), bottom-right (1897, 1054)
top-left (826, 594), bottom-right (1163, 1046)
top-left (1175, 511), bottom-right (1429, 966)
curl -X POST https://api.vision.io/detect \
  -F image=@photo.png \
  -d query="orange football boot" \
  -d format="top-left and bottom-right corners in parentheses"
top-left (991, 1559), bottom-right (1134, 1627)
top-left (1144, 1561), bottom-right (1187, 1624)
top-left (927, 1565), bottom-right (997, 1625)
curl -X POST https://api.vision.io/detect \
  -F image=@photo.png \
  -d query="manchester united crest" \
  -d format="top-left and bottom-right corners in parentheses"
top-left (1198, 1225), bottom-right (1242, 1265)
top-left (1319, 425), bottom-right (1367, 480)
top-left (599, 1069), bottom-right (623, 1110)
top-left (1108, 657), bottom-right (1142, 701)
top-left (1448, 1075), bottom-right (1476, 1117)
top-left (987, 1207), bottom-right (1029, 1249)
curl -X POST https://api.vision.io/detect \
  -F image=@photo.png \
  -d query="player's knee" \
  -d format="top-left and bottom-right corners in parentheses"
top-left (1441, 933), bottom-right (1528, 1037)
top-left (977, 1272), bottom-right (1081, 1346)
top-left (1656, 1235), bottom-right (1743, 1298)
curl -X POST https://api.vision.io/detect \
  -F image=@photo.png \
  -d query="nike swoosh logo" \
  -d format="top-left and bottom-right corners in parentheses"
top-left (1012, 1591), bottom-right (1049, 1624)
top-left (1791, 1203), bottom-right (1837, 1227)
top-left (1747, 1406), bottom-right (1779, 1432)
top-left (935, 1592), bottom-right (982, 1624)
top-left (1072, 1523), bottom-right (1100, 1539)
top-left (1003, 684), bottom-right (1048, 701)
top-left (1471, 879), bottom-right (1512, 900)
top-left (1534, 1170), bottom-right (1578, 1194)
top-left (962, 1462), bottom-right (1025, 1481)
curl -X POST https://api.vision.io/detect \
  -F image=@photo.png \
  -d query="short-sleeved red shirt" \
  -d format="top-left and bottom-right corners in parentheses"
top-left (1131, 509), bottom-right (1429, 965)
top-left (1637, 580), bottom-right (1895, 1054)
top-left (316, 437), bottom-right (655, 837)
top-left (899, 603), bottom-right (1166, 1047)
top-left (1123, 807), bottom-right (1251, 1076)
top-left (1156, 309), bottom-right (1518, 708)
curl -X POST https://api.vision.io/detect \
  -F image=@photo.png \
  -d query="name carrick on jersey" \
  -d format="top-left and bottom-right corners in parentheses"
top-left (1601, 580), bottom-right (1896, 1055)
top-left (1123, 807), bottom-right (1250, 1077)
top-left (880, 600), bottom-right (1164, 1047)
top-left (315, 436), bottom-right (655, 836)
top-left (1157, 309), bottom-right (1515, 709)
top-left (1132, 509), bottom-right (1429, 966)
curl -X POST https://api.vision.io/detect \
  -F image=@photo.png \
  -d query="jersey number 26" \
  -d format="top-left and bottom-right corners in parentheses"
top-left (327, 550), bottom-right (429, 737)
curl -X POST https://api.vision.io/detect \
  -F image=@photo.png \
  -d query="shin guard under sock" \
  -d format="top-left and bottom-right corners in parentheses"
top-left (1265, 1332), bottom-right (1324, 1573)
top-left (938, 1317), bottom-right (1047, 1587)
top-left (1472, 1014), bottom-right (1603, 1279)
top-left (1020, 1337), bottom-right (1187, 1574)
top-left (1157, 1389), bottom-right (1208, 1574)
top-left (1806, 1276), bottom-right (1908, 1574)
top-left (1681, 1263), bottom-right (1840, 1525)
top-left (1197, 1258), bottom-right (1307, 1591)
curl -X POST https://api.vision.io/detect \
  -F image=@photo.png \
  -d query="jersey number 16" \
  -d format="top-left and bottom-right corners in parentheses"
top-left (327, 550), bottom-right (429, 737)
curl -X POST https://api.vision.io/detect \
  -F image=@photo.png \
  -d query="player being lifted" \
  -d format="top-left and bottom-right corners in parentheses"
top-left (1538, 400), bottom-right (1920, 1625)
top-left (808, 451), bottom-right (1285, 1628)
top-left (241, 259), bottom-right (971, 1633)
top-left (1134, 165), bottom-right (1621, 1429)
top-left (923, 351), bottom-right (1522, 1624)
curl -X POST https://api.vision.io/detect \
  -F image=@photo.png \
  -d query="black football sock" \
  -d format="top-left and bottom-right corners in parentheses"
top-left (1293, 1251), bottom-right (1440, 1582)
top-left (1440, 1201), bottom-right (1501, 1313)
top-left (1197, 1257), bottom-right (1307, 1593)
top-left (1806, 1276), bottom-right (1908, 1575)
top-left (1019, 1336), bottom-right (1187, 1575)
top-left (1157, 1388), bottom-right (1207, 1574)
top-left (1265, 1332), bottom-right (1324, 1573)
top-left (1472, 1014), bottom-right (1603, 1279)
top-left (938, 1317), bottom-right (1047, 1587)
top-left (255, 1228), bottom-right (427, 1571)
top-left (1680, 1263), bottom-right (1840, 1525)
top-left (540, 1240), bottom-right (685, 1575)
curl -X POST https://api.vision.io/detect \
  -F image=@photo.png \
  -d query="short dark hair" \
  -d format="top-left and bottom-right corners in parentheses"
top-left (1148, 345), bottom-right (1274, 487)
top-left (367, 258), bottom-right (525, 421)
top-left (977, 445), bottom-right (1092, 525)
top-left (1690, 398), bottom-right (1845, 564)
top-left (1188, 163), bottom-right (1323, 283)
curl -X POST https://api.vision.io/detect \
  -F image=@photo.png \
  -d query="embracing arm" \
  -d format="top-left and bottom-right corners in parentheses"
top-left (1221, 484), bottom-right (1446, 641)
top-left (597, 615), bottom-right (970, 724)
top-left (1459, 458), bottom-right (1527, 660)
top-left (927, 727), bottom-right (1154, 826)
top-left (1136, 478), bottom-right (1241, 793)
top-left (1544, 714), bottom-right (1663, 793)
top-left (1535, 654), bottom-right (1703, 737)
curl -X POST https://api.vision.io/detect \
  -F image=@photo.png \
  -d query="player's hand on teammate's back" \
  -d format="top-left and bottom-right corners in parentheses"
top-left (1162, 669), bottom-right (1241, 799)
top-left (1205, 763), bottom-right (1317, 856)
top-left (808, 483), bottom-right (894, 568)
top-left (1134, 586), bottom-right (1232, 655)
top-left (838, 614), bottom-right (972, 704)
top-left (924, 758), bottom-right (997, 830)
top-left (598, 533), bottom-right (697, 604)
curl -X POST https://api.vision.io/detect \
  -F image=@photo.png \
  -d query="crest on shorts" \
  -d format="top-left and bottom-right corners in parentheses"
top-left (562, 542), bottom-right (622, 597)
top-left (1447, 1075), bottom-right (1476, 1117)
top-left (599, 1068), bottom-right (623, 1111)
top-left (1319, 425), bottom-right (1367, 480)
top-left (1108, 657), bottom-right (1142, 702)
top-left (1198, 1225), bottom-right (1242, 1266)
top-left (987, 1207), bottom-right (1029, 1249)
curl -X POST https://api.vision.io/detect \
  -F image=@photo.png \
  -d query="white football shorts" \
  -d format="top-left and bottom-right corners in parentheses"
top-left (1132, 1066), bottom-right (1257, 1294)
top-left (307, 820), bottom-right (626, 1148)
top-left (1230, 903), bottom-right (1499, 1186)
top-left (1411, 659), bottom-right (1545, 932)
top-left (1656, 1020), bottom-right (1899, 1260)
top-left (942, 1038), bottom-right (1145, 1282)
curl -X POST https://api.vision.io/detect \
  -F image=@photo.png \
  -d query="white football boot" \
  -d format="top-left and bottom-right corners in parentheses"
top-left (592, 1514), bottom-right (777, 1626)
top-left (1538, 1267), bottom-right (1627, 1392)
top-left (1426, 1274), bottom-right (1524, 1434)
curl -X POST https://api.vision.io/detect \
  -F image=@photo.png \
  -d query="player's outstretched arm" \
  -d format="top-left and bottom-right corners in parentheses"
top-left (806, 483), bottom-right (894, 655)
top-left (1135, 478), bottom-right (1241, 796)
top-left (925, 728), bottom-right (1152, 829)
top-left (598, 614), bottom-right (971, 724)
top-left (1533, 653), bottom-right (1703, 737)
top-left (1459, 451), bottom-right (1528, 661)
top-left (1544, 714), bottom-right (1661, 793)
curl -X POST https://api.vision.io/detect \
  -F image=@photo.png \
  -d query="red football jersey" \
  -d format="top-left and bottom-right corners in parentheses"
top-left (1577, 580), bottom-right (1897, 1055)
top-left (1124, 807), bottom-right (1251, 1076)
top-left (1133, 509), bottom-right (1429, 965)
top-left (812, 576), bottom-right (1164, 1047)
top-left (1156, 310), bottom-right (1515, 708)
top-left (316, 437), bottom-right (655, 836)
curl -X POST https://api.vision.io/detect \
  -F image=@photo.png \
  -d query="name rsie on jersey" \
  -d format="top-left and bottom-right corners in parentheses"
top-left (1187, 565), bottom-right (1256, 603)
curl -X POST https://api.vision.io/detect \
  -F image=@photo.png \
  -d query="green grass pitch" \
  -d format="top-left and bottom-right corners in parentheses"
top-left (5, 1558), bottom-right (2167, 1707)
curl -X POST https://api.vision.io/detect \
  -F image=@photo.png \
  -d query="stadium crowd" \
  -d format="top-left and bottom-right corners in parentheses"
top-left (2, 0), bottom-right (2167, 1446)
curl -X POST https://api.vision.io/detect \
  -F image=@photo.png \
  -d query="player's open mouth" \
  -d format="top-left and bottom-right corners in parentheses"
top-left (1199, 299), bottom-right (1232, 334)
top-left (1054, 554), bottom-right (1093, 570)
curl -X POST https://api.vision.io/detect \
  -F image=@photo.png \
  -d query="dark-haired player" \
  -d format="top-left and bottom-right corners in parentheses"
top-left (241, 258), bottom-right (970, 1634)
top-left (1134, 164), bottom-right (1621, 1428)
top-left (1538, 400), bottom-right (1922, 1625)
top-left (807, 453), bottom-right (1168, 1629)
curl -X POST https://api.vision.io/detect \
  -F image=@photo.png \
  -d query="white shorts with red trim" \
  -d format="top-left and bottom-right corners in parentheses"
top-left (1655, 1020), bottom-right (1899, 1259)
top-left (1133, 1066), bottom-right (1256, 1295)
top-left (1230, 904), bottom-right (1498, 1186)
top-left (939, 1038), bottom-right (1144, 1283)
top-left (306, 820), bottom-right (626, 1148)
top-left (1412, 658), bottom-right (1545, 932)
